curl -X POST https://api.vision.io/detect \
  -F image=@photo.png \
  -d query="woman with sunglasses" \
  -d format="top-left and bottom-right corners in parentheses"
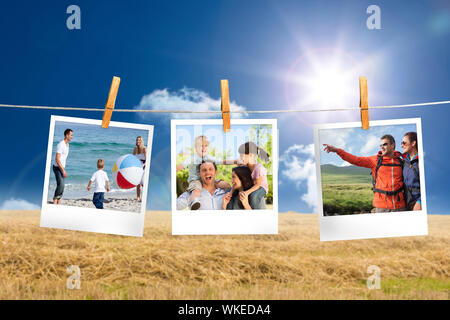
top-left (401, 132), bottom-right (421, 211)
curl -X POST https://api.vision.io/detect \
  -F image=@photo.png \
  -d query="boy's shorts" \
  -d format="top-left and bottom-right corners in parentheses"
top-left (187, 179), bottom-right (224, 192)
top-left (92, 192), bottom-right (105, 209)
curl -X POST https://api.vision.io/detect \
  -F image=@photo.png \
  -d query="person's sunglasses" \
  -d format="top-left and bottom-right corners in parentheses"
top-left (380, 143), bottom-right (389, 148)
top-left (401, 141), bottom-right (408, 145)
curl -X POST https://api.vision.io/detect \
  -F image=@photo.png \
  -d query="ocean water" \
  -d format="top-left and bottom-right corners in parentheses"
top-left (48, 121), bottom-right (150, 200)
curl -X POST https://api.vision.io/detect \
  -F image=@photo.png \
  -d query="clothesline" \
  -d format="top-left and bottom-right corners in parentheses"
top-left (0, 100), bottom-right (449, 114)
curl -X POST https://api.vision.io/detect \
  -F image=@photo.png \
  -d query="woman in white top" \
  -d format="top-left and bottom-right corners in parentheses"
top-left (133, 136), bottom-right (147, 202)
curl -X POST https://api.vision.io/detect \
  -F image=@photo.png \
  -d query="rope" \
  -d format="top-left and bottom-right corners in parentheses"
top-left (0, 100), bottom-right (449, 114)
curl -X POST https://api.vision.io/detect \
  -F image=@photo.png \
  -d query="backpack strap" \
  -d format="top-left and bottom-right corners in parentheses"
top-left (372, 154), bottom-right (404, 201)
top-left (372, 186), bottom-right (404, 196)
top-left (404, 156), bottom-right (420, 180)
top-left (372, 155), bottom-right (383, 192)
top-left (381, 163), bottom-right (403, 167)
top-left (411, 164), bottom-right (420, 181)
top-left (409, 165), bottom-right (420, 193)
top-left (405, 156), bottom-right (420, 189)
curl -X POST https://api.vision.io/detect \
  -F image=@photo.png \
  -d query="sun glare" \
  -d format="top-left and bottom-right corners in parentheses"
top-left (285, 49), bottom-right (362, 109)
top-left (305, 66), bottom-right (354, 107)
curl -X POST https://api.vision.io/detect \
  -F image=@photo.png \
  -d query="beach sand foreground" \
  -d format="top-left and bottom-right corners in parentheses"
top-left (0, 211), bottom-right (448, 300)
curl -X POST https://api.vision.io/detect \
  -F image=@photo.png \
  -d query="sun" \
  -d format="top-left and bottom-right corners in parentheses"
top-left (304, 66), bottom-right (354, 107)
top-left (285, 48), bottom-right (361, 109)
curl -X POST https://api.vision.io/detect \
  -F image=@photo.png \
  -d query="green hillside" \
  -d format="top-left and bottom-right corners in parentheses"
top-left (320, 164), bottom-right (373, 215)
top-left (321, 164), bottom-right (371, 175)
top-left (321, 164), bottom-right (372, 184)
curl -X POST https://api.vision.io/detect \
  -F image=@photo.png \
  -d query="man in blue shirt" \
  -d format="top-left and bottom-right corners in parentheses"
top-left (176, 161), bottom-right (227, 210)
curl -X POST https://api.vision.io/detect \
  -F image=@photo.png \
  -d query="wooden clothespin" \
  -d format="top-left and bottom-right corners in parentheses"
top-left (359, 76), bottom-right (369, 130)
top-left (220, 79), bottom-right (231, 132)
top-left (101, 76), bottom-right (121, 128)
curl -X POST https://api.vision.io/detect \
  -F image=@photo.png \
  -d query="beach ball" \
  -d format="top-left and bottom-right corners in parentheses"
top-left (112, 154), bottom-right (144, 189)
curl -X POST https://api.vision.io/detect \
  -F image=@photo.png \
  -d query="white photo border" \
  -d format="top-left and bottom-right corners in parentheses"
top-left (171, 119), bottom-right (279, 235)
top-left (40, 115), bottom-right (154, 237)
top-left (314, 118), bottom-right (428, 241)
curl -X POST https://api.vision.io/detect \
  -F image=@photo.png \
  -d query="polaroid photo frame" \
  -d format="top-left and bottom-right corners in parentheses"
top-left (314, 118), bottom-right (428, 241)
top-left (40, 115), bottom-right (154, 237)
top-left (171, 119), bottom-right (278, 235)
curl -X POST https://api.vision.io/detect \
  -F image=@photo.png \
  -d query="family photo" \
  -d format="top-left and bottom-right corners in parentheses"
top-left (317, 121), bottom-right (424, 216)
top-left (46, 119), bottom-right (151, 214)
top-left (174, 122), bottom-right (274, 212)
top-left (41, 116), bottom-right (154, 236)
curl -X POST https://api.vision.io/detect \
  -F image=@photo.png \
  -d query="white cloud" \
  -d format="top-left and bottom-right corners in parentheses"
top-left (134, 87), bottom-right (247, 119)
top-left (283, 143), bottom-right (315, 156)
top-left (0, 198), bottom-right (40, 210)
top-left (280, 144), bottom-right (318, 211)
top-left (339, 161), bottom-right (352, 167)
top-left (319, 128), bottom-right (353, 150)
top-left (360, 134), bottom-right (379, 155)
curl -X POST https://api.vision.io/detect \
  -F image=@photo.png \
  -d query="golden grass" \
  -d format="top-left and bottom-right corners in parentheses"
top-left (0, 210), bottom-right (449, 300)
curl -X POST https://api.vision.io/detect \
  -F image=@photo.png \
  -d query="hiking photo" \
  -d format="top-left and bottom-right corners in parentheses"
top-left (317, 119), bottom-right (426, 216)
top-left (314, 118), bottom-right (428, 241)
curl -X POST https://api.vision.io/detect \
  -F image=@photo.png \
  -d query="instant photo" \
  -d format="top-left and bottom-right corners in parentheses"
top-left (314, 118), bottom-right (428, 241)
top-left (171, 119), bottom-right (278, 235)
top-left (40, 116), bottom-right (154, 237)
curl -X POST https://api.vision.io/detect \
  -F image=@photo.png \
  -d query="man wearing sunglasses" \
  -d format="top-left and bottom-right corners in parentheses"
top-left (323, 134), bottom-right (406, 213)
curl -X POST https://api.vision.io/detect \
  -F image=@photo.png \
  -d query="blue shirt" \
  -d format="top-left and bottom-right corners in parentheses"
top-left (176, 187), bottom-right (227, 210)
top-left (403, 152), bottom-right (421, 205)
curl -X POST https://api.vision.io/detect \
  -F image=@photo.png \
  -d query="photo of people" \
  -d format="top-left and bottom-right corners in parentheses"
top-left (319, 122), bottom-right (422, 215)
top-left (41, 116), bottom-right (154, 237)
top-left (175, 126), bottom-right (273, 211)
top-left (171, 119), bottom-right (278, 235)
top-left (314, 118), bottom-right (427, 241)
top-left (47, 121), bottom-right (150, 213)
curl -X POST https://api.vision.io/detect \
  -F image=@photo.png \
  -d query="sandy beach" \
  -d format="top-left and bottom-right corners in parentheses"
top-left (0, 211), bottom-right (448, 299)
top-left (48, 194), bottom-right (141, 213)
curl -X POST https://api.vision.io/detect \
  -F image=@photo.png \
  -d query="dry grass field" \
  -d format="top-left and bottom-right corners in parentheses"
top-left (0, 210), bottom-right (449, 300)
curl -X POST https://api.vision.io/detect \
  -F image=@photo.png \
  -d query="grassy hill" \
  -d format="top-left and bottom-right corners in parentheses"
top-left (321, 164), bottom-right (372, 184)
top-left (320, 164), bottom-right (373, 215)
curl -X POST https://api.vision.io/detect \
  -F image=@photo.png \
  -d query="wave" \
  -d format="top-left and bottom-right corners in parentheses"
top-left (64, 142), bottom-right (134, 148)
top-left (50, 182), bottom-right (135, 191)
top-left (82, 149), bottom-right (126, 153)
top-left (48, 184), bottom-right (136, 200)
top-left (109, 188), bottom-right (136, 193)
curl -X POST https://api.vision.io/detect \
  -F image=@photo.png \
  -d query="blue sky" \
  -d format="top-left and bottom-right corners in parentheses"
top-left (0, 1), bottom-right (449, 213)
top-left (175, 124), bottom-right (271, 160)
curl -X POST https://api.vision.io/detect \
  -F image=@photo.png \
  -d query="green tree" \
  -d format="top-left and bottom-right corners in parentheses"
top-left (248, 124), bottom-right (273, 203)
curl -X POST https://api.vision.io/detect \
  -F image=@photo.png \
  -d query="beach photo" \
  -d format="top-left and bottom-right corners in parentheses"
top-left (314, 118), bottom-right (428, 241)
top-left (40, 116), bottom-right (154, 236)
top-left (171, 119), bottom-right (278, 235)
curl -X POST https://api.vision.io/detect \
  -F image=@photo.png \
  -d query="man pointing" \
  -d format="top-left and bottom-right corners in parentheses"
top-left (323, 134), bottom-right (406, 213)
